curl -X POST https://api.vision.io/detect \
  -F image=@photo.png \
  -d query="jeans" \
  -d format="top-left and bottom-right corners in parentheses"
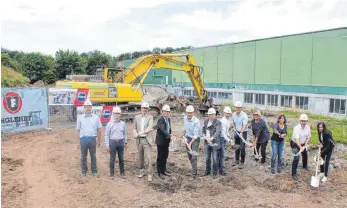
top-left (254, 141), bottom-right (268, 163)
top-left (204, 143), bottom-right (219, 175)
top-left (290, 141), bottom-right (308, 176)
top-left (219, 138), bottom-right (226, 173)
top-left (80, 136), bottom-right (97, 174)
top-left (157, 144), bottom-right (169, 174)
top-left (186, 137), bottom-right (200, 175)
top-left (109, 140), bottom-right (125, 176)
top-left (320, 150), bottom-right (332, 177)
top-left (271, 140), bottom-right (284, 170)
top-left (234, 132), bottom-right (247, 163)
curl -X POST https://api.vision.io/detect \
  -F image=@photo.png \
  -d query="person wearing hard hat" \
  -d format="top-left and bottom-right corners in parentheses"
top-left (290, 113), bottom-right (311, 181)
top-left (250, 110), bottom-right (270, 164)
top-left (183, 105), bottom-right (201, 179)
top-left (231, 101), bottom-right (249, 169)
top-left (76, 100), bottom-right (102, 177)
top-left (133, 102), bottom-right (154, 182)
top-left (202, 107), bottom-right (222, 178)
top-left (219, 106), bottom-right (233, 175)
top-left (105, 106), bottom-right (127, 180)
top-left (156, 104), bottom-right (173, 179)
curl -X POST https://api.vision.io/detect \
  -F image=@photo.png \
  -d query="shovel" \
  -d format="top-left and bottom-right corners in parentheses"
top-left (183, 137), bottom-right (199, 156)
top-left (311, 146), bottom-right (321, 187)
top-left (201, 135), bottom-right (219, 147)
top-left (169, 136), bottom-right (177, 152)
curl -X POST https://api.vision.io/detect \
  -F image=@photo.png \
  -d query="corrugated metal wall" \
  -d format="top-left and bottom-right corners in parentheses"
top-left (173, 27), bottom-right (347, 94)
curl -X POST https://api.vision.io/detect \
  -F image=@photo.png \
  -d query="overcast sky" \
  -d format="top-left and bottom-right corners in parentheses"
top-left (1, 0), bottom-right (346, 56)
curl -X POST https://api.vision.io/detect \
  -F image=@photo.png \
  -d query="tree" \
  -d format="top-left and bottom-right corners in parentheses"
top-left (55, 49), bottom-right (86, 79)
top-left (85, 50), bottom-right (111, 74)
top-left (21, 52), bottom-right (50, 83)
top-left (1, 53), bottom-right (17, 69)
top-left (152, 47), bottom-right (161, 54)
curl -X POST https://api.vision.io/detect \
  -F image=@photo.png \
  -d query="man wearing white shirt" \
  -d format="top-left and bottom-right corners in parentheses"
top-left (290, 114), bottom-right (311, 181)
top-left (219, 106), bottom-right (233, 175)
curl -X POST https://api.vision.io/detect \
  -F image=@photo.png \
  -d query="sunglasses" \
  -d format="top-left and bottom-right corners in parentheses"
top-left (300, 120), bottom-right (307, 122)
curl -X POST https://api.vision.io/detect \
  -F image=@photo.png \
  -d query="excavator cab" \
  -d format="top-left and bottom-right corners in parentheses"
top-left (104, 68), bottom-right (123, 83)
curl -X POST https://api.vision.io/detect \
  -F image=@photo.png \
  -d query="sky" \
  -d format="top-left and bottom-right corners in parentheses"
top-left (1, 0), bottom-right (347, 56)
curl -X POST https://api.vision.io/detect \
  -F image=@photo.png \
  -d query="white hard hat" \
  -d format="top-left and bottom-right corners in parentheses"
top-left (234, 101), bottom-right (242, 108)
top-left (162, 104), bottom-right (171, 112)
top-left (141, 102), bottom-right (149, 108)
top-left (207, 108), bottom-right (216, 115)
top-left (84, 100), bottom-right (92, 106)
top-left (299, 113), bottom-right (308, 121)
top-left (223, 106), bottom-right (232, 114)
top-left (113, 106), bottom-right (121, 113)
top-left (186, 105), bottom-right (194, 113)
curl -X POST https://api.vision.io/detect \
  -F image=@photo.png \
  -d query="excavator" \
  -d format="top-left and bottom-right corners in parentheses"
top-left (55, 53), bottom-right (218, 121)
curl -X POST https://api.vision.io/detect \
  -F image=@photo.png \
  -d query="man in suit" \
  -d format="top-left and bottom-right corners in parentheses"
top-left (133, 102), bottom-right (154, 182)
top-left (156, 104), bottom-right (173, 179)
top-left (202, 107), bottom-right (222, 178)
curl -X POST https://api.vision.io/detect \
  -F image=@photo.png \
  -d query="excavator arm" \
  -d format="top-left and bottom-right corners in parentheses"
top-left (113, 53), bottom-right (207, 102)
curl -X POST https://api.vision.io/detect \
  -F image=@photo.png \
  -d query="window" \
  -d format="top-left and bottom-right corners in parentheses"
top-left (183, 90), bottom-right (192, 96)
top-left (255, 94), bottom-right (265, 105)
top-left (329, 99), bottom-right (346, 114)
top-left (218, 92), bottom-right (233, 99)
top-left (281, 95), bottom-right (293, 108)
top-left (295, 96), bottom-right (309, 110)
top-left (268, 95), bottom-right (278, 106)
top-left (244, 93), bottom-right (253, 104)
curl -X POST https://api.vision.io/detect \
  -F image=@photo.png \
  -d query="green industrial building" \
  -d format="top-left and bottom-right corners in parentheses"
top-left (118, 27), bottom-right (347, 117)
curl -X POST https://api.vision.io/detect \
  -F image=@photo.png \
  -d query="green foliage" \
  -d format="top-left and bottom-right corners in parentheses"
top-left (55, 49), bottom-right (86, 79)
top-left (343, 153), bottom-right (347, 160)
top-left (1, 66), bottom-right (30, 87)
top-left (1, 53), bottom-right (18, 69)
top-left (21, 52), bottom-right (50, 83)
top-left (85, 50), bottom-right (111, 75)
top-left (221, 103), bottom-right (236, 112)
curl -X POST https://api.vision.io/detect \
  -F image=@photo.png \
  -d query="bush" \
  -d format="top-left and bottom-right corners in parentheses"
top-left (1, 66), bottom-right (30, 87)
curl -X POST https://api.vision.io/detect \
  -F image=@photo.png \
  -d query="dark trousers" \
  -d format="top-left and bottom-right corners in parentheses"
top-left (291, 141), bottom-right (308, 176)
top-left (157, 144), bottom-right (169, 174)
top-left (109, 140), bottom-right (125, 176)
top-left (204, 143), bottom-right (219, 175)
top-left (218, 138), bottom-right (226, 173)
top-left (320, 150), bottom-right (332, 177)
top-left (254, 141), bottom-right (268, 163)
top-left (235, 132), bottom-right (247, 163)
top-left (80, 136), bottom-right (97, 174)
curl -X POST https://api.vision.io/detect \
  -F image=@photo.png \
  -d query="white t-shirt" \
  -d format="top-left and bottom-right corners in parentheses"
top-left (291, 124), bottom-right (311, 144)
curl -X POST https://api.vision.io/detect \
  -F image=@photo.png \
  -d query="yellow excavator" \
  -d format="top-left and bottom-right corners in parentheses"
top-left (55, 53), bottom-right (217, 120)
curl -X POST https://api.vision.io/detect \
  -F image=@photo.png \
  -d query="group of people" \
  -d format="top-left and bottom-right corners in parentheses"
top-left (76, 99), bottom-right (335, 183)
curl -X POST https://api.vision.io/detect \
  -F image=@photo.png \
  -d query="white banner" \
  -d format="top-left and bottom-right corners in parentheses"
top-left (48, 88), bottom-right (77, 105)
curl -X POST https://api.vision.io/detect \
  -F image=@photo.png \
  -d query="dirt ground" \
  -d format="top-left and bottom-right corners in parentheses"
top-left (2, 117), bottom-right (347, 208)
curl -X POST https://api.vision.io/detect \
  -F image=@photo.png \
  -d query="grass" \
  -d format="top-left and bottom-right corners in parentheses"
top-left (1, 66), bottom-right (30, 87)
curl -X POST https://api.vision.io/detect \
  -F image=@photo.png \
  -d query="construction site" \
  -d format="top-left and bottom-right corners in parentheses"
top-left (2, 27), bottom-right (347, 208)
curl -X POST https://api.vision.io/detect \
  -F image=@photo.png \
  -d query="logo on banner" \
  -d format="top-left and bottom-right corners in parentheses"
top-left (100, 106), bottom-right (113, 123)
top-left (74, 89), bottom-right (90, 106)
top-left (3, 92), bottom-right (23, 114)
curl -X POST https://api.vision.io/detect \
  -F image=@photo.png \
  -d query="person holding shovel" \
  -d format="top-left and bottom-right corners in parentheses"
top-left (133, 102), bottom-right (154, 182)
top-left (251, 110), bottom-right (270, 164)
top-left (270, 115), bottom-right (287, 174)
top-left (202, 108), bottom-right (222, 178)
top-left (317, 122), bottom-right (335, 183)
top-left (183, 105), bottom-right (201, 179)
top-left (231, 101), bottom-right (249, 169)
top-left (219, 106), bottom-right (233, 175)
top-left (105, 106), bottom-right (127, 180)
top-left (156, 104), bottom-right (173, 179)
top-left (290, 113), bottom-right (311, 181)
top-left (76, 100), bottom-right (102, 177)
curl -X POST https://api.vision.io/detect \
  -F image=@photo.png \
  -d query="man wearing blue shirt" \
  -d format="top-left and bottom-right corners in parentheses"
top-left (231, 101), bottom-right (249, 169)
top-left (183, 105), bottom-right (200, 179)
top-left (76, 100), bottom-right (102, 177)
top-left (105, 106), bottom-right (127, 180)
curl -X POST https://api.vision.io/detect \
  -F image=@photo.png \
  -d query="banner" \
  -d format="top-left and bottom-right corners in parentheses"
top-left (1, 88), bottom-right (49, 133)
top-left (74, 88), bottom-right (90, 106)
top-left (76, 106), bottom-right (115, 123)
top-left (48, 88), bottom-right (77, 105)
